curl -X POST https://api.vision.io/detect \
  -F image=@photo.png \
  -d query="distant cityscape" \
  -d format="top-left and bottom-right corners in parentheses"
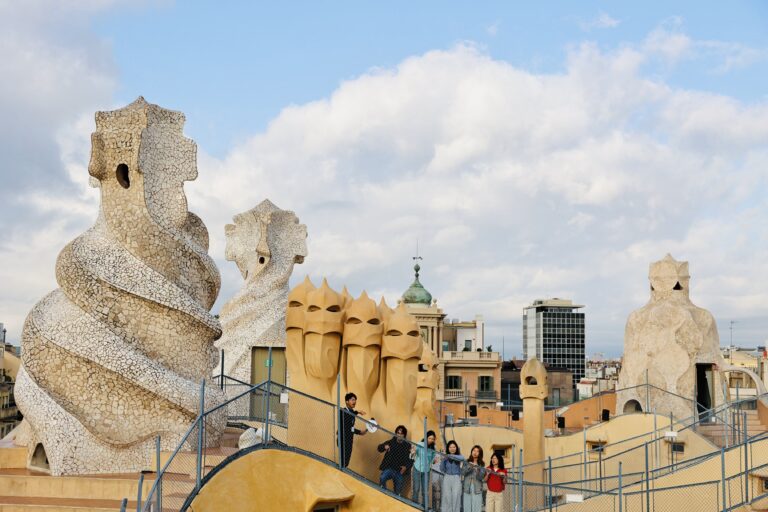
top-left (2, 265), bottom-right (766, 426)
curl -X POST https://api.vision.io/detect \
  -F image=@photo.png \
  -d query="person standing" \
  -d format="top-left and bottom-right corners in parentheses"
top-left (378, 425), bottom-right (412, 496)
top-left (338, 392), bottom-right (367, 468)
top-left (484, 453), bottom-right (508, 512)
top-left (440, 441), bottom-right (464, 512)
top-left (462, 445), bottom-right (485, 512)
top-left (431, 450), bottom-right (443, 512)
top-left (411, 430), bottom-right (437, 505)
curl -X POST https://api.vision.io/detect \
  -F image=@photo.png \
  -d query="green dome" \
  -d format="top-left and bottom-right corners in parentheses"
top-left (402, 263), bottom-right (433, 305)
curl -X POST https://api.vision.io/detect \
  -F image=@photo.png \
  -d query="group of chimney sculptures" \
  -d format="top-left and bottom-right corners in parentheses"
top-left (9, 99), bottom-right (734, 481)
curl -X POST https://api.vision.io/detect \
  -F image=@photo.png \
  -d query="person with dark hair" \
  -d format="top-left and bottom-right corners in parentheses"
top-left (462, 445), bottom-right (485, 512)
top-left (338, 392), bottom-right (367, 468)
top-left (378, 425), bottom-right (412, 496)
top-left (484, 453), bottom-right (507, 512)
top-left (410, 429), bottom-right (437, 505)
top-left (440, 440), bottom-right (464, 512)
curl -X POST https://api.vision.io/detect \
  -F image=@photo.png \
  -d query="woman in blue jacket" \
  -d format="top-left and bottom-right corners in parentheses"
top-left (439, 440), bottom-right (464, 512)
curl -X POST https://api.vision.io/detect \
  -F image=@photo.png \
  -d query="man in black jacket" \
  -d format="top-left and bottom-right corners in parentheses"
top-left (378, 425), bottom-right (412, 496)
top-left (339, 392), bottom-right (367, 468)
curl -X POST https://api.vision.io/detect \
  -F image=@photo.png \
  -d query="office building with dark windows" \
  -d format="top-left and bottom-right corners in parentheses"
top-left (523, 298), bottom-right (585, 387)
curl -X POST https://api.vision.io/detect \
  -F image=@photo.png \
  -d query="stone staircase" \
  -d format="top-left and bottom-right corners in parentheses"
top-left (0, 466), bottom-right (150, 511)
top-left (0, 427), bottom-right (244, 512)
top-left (695, 409), bottom-right (766, 448)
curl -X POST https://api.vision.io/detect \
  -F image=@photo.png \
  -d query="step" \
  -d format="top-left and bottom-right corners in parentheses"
top-left (0, 470), bottom-right (152, 501)
top-left (0, 495), bottom-right (135, 511)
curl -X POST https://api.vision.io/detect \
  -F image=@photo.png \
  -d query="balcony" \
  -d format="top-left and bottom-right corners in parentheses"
top-left (444, 389), bottom-right (465, 400)
top-left (443, 351), bottom-right (500, 361)
top-left (476, 390), bottom-right (497, 401)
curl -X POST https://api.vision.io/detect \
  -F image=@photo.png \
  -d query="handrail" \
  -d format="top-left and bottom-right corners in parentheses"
top-left (203, 380), bottom-right (268, 417)
top-left (140, 378), bottom-right (269, 511)
top-left (645, 383), bottom-right (696, 404)
top-left (134, 374), bottom-right (768, 512)
top-left (139, 413), bottom-right (202, 511)
top-left (213, 374), bottom-right (253, 387)
top-left (519, 394), bottom-right (760, 470)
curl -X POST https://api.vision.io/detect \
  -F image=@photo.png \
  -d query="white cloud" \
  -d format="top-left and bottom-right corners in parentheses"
top-left (644, 27), bottom-right (693, 64)
top-left (0, 2), bottom-right (124, 342)
top-left (579, 12), bottom-right (621, 32)
top-left (699, 40), bottom-right (768, 74)
top-left (2, 12), bottom-right (766, 356)
top-left (186, 40), bottom-right (768, 355)
top-left (644, 18), bottom-right (768, 73)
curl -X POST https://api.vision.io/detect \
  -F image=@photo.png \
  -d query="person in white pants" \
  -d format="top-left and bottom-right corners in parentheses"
top-left (439, 441), bottom-right (464, 512)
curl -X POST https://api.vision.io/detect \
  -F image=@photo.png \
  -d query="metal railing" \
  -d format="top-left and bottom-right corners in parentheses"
top-left (126, 370), bottom-right (768, 511)
top-left (131, 373), bottom-right (444, 511)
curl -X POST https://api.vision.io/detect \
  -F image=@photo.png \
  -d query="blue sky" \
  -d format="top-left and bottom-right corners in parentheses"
top-left (1, 1), bottom-right (767, 358)
top-left (94, 1), bottom-right (768, 156)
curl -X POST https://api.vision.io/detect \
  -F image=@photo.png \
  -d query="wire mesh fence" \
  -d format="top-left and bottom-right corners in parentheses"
top-left (130, 375), bottom-right (768, 512)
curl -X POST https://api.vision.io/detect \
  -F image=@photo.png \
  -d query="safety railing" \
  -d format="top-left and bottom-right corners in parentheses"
top-left (127, 370), bottom-right (768, 511)
top-left (132, 374), bottom-right (449, 511)
top-left (504, 432), bottom-right (768, 511)
top-left (516, 395), bottom-right (758, 489)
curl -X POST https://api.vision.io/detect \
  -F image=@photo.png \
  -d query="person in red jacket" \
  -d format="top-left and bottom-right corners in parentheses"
top-left (484, 453), bottom-right (508, 512)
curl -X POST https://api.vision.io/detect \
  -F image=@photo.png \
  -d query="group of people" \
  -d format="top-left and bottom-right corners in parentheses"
top-left (433, 440), bottom-right (508, 512)
top-left (339, 392), bottom-right (509, 512)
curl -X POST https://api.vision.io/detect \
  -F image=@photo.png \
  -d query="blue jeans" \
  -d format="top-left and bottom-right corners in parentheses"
top-left (380, 468), bottom-right (405, 495)
top-left (413, 469), bottom-right (428, 504)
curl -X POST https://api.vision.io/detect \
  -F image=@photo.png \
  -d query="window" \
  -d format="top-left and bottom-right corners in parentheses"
top-left (479, 376), bottom-right (493, 392)
top-left (492, 446), bottom-right (511, 461)
top-left (446, 376), bottom-right (462, 389)
top-left (464, 339), bottom-right (472, 350)
top-left (589, 441), bottom-right (606, 453)
top-left (671, 442), bottom-right (685, 454)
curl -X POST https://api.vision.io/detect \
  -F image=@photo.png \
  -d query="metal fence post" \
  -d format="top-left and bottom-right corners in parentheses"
top-left (155, 435), bottom-right (162, 512)
top-left (725, 402), bottom-right (730, 448)
top-left (336, 373), bottom-right (342, 470)
top-left (582, 424), bottom-right (587, 493)
top-left (644, 442), bottom-right (650, 512)
top-left (547, 456), bottom-right (553, 512)
top-left (741, 411), bottom-right (747, 445)
top-left (743, 411), bottom-right (749, 502)
top-left (518, 448), bottom-right (524, 512)
top-left (653, 408), bottom-right (658, 471)
top-left (265, 346), bottom-right (273, 442)
top-left (598, 447), bottom-right (603, 492)
top-left (422, 416), bottom-right (428, 512)
top-left (720, 447), bottom-right (727, 512)
top-left (618, 462), bottom-right (623, 512)
top-left (195, 378), bottom-right (205, 491)
top-left (219, 349), bottom-right (225, 390)
top-left (136, 472), bottom-right (144, 512)
top-left (119, 498), bottom-right (128, 512)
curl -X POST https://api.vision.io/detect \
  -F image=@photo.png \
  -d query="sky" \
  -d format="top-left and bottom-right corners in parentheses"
top-left (1, 1), bottom-right (767, 358)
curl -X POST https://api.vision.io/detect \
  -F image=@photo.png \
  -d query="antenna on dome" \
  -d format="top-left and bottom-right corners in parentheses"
top-left (413, 239), bottom-right (423, 262)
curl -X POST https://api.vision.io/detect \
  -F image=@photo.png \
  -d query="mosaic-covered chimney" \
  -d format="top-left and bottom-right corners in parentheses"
top-left (15, 98), bottom-right (226, 475)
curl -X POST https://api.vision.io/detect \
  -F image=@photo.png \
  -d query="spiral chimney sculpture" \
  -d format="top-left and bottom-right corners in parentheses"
top-left (15, 98), bottom-right (226, 475)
